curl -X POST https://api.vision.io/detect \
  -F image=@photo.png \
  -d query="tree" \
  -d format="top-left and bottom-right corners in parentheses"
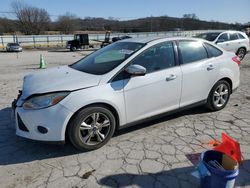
top-left (0, 17), bottom-right (17, 34)
top-left (56, 12), bottom-right (80, 34)
top-left (11, 1), bottom-right (51, 35)
top-left (183, 13), bottom-right (199, 20)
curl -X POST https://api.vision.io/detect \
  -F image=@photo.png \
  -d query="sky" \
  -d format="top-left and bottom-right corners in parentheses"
top-left (0, 0), bottom-right (250, 24)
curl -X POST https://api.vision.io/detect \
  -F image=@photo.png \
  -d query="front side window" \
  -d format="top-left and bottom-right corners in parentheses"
top-left (195, 32), bottom-right (221, 41)
top-left (229, 33), bottom-right (239, 41)
top-left (218, 33), bottom-right (229, 42)
top-left (75, 35), bottom-right (80, 41)
top-left (178, 41), bottom-right (208, 64)
top-left (130, 42), bottom-right (176, 73)
top-left (70, 42), bottom-right (144, 75)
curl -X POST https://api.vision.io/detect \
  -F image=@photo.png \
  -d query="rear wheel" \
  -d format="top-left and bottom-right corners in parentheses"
top-left (236, 48), bottom-right (246, 61)
top-left (68, 106), bottom-right (116, 151)
top-left (70, 46), bottom-right (77, 52)
top-left (206, 80), bottom-right (231, 111)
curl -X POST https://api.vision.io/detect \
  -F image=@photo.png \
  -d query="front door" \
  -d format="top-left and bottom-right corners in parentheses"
top-left (216, 33), bottom-right (231, 51)
top-left (123, 41), bottom-right (182, 123)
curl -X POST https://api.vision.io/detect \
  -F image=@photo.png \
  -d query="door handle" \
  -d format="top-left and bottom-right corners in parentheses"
top-left (207, 64), bottom-right (216, 71)
top-left (166, 74), bottom-right (177, 81)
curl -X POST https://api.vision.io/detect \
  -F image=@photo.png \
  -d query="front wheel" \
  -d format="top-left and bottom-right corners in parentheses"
top-left (206, 80), bottom-right (231, 111)
top-left (67, 106), bottom-right (116, 151)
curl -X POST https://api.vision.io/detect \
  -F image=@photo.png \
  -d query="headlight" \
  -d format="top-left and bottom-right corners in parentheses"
top-left (23, 92), bottom-right (70, 110)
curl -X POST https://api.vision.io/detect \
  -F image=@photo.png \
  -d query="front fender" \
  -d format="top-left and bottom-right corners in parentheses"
top-left (60, 85), bottom-right (126, 127)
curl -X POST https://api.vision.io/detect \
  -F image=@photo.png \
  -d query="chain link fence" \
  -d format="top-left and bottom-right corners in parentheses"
top-left (0, 30), bottom-right (224, 49)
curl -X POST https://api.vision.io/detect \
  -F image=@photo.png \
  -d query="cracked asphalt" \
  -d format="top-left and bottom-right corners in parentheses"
top-left (0, 50), bottom-right (250, 188)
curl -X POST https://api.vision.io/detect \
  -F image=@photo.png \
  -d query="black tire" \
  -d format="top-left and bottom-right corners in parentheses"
top-left (67, 106), bottom-right (116, 151)
top-left (70, 46), bottom-right (77, 52)
top-left (236, 48), bottom-right (246, 61)
top-left (206, 80), bottom-right (231, 111)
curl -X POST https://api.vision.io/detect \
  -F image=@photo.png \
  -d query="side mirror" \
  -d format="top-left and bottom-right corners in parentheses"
top-left (125, 64), bottom-right (146, 76)
top-left (216, 39), bottom-right (225, 44)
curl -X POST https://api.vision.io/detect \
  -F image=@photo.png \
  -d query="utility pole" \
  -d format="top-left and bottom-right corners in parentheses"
top-left (150, 15), bottom-right (153, 32)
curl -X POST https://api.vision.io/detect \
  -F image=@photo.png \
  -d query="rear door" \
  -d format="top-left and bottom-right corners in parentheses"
top-left (228, 33), bottom-right (240, 53)
top-left (178, 40), bottom-right (220, 107)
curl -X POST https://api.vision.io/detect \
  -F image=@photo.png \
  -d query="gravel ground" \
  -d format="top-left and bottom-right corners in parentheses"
top-left (0, 49), bottom-right (250, 188)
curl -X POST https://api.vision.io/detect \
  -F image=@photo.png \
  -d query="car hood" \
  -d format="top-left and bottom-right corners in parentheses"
top-left (22, 66), bottom-right (101, 99)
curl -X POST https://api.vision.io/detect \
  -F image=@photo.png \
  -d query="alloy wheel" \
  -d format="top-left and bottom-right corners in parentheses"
top-left (213, 83), bottom-right (229, 108)
top-left (79, 112), bottom-right (111, 145)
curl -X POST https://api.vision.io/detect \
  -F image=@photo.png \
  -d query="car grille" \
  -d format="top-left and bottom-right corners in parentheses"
top-left (17, 113), bottom-right (29, 132)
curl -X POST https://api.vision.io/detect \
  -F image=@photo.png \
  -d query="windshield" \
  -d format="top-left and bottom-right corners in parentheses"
top-left (70, 42), bottom-right (144, 75)
top-left (195, 32), bottom-right (221, 41)
top-left (9, 43), bottom-right (19, 46)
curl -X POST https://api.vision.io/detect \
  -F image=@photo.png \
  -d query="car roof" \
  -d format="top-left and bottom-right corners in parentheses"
top-left (120, 36), bottom-right (206, 44)
top-left (196, 30), bottom-right (244, 36)
top-left (222, 30), bottom-right (244, 34)
top-left (121, 36), bottom-right (163, 43)
top-left (7, 43), bottom-right (19, 45)
top-left (198, 32), bottom-right (222, 34)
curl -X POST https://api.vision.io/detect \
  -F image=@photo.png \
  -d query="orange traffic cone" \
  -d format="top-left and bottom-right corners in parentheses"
top-left (213, 132), bottom-right (243, 163)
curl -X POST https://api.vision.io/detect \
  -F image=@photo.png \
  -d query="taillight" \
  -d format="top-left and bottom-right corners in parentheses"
top-left (232, 56), bottom-right (241, 66)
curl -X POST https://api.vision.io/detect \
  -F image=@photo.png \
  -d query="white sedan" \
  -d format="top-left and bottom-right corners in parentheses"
top-left (13, 37), bottom-right (240, 150)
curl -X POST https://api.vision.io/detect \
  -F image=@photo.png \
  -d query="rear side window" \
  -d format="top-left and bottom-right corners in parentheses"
top-left (205, 43), bottom-right (223, 57)
top-left (229, 33), bottom-right (239, 41)
top-left (178, 41), bottom-right (208, 64)
top-left (238, 33), bottom-right (246, 39)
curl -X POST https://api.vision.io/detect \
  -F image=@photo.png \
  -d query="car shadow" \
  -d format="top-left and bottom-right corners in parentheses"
top-left (0, 107), bottom-right (82, 166)
top-left (115, 105), bottom-right (210, 137)
top-left (99, 166), bottom-right (199, 188)
top-left (0, 105), bottom-right (211, 166)
top-left (1, 106), bottom-right (250, 187)
top-left (47, 49), bottom-right (71, 53)
top-left (98, 160), bottom-right (250, 187)
top-left (0, 51), bottom-right (21, 53)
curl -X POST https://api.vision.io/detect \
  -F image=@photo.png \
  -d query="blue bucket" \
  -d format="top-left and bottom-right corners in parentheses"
top-left (200, 150), bottom-right (239, 188)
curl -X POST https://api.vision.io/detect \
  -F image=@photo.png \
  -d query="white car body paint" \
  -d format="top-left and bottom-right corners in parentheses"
top-left (213, 31), bottom-right (249, 53)
top-left (14, 37), bottom-right (240, 142)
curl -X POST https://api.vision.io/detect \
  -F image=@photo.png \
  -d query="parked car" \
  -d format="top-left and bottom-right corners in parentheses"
top-left (100, 31), bottom-right (132, 48)
top-left (13, 37), bottom-right (240, 151)
top-left (6, 43), bottom-right (22, 52)
top-left (112, 35), bottom-right (132, 42)
top-left (195, 31), bottom-right (249, 60)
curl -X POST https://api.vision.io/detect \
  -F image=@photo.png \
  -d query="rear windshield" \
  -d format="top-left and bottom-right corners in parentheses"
top-left (70, 42), bottom-right (144, 75)
top-left (195, 32), bottom-right (221, 41)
